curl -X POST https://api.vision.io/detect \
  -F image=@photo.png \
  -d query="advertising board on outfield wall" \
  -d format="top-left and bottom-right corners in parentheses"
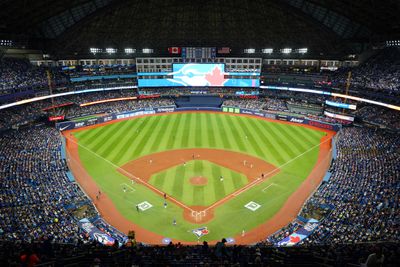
top-left (56, 106), bottom-right (341, 132)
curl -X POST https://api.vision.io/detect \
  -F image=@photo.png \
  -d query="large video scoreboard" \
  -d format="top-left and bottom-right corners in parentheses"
top-left (138, 63), bottom-right (260, 87)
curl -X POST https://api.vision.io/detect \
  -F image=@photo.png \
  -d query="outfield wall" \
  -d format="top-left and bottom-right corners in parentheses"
top-left (56, 106), bottom-right (341, 132)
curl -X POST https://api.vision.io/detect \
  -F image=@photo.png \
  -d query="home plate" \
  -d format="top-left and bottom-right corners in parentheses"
top-left (244, 201), bottom-right (261, 211)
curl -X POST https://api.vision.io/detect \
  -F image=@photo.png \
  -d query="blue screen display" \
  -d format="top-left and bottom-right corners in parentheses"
top-left (138, 63), bottom-right (259, 87)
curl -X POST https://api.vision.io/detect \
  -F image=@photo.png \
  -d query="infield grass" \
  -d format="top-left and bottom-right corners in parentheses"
top-left (150, 160), bottom-right (247, 206)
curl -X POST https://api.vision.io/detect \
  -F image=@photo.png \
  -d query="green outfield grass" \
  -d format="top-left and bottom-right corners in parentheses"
top-left (149, 160), bottom-right (247, 206)
top-left (72, 112), bottom-right (327, 242)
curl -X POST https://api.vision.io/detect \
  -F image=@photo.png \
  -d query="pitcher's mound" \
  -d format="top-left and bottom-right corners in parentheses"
top-left (190, 176), bottom-right (208, 186)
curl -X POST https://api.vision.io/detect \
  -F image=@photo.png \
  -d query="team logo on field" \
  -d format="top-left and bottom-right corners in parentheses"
top-left (191, 227), bottom-right (209, 239)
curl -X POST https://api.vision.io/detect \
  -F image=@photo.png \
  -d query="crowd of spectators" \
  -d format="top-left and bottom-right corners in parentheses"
top-left (0, 58), bottom-right (68, 95)
top-left (355, 105), bottom-right (400, 130)
top-left (265, 220), bottom-right (304, 244)
top-left (1, 238), bottom-right (398, 266)
top-left (0, 126), bottom-right (97, 243)
top-left (299, 127), bottom-right (399, 244)
top-left (65, 98), bottom-right (175, 118)
top-left (64, 64), bottom-right (136, 78)
top-left (331, 48), bottom-right (400, 94)
top-left (222, 98), bottom-right (350, 123)
top-left (0, 90), bottom-right (175, 131)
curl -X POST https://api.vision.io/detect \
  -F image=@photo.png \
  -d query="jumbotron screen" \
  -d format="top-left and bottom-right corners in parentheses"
top-left (138, 63), bottom-right (260, 87)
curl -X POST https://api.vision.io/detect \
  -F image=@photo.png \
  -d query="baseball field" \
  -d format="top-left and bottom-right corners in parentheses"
top-left (64, 111), bottom-right (334, 244)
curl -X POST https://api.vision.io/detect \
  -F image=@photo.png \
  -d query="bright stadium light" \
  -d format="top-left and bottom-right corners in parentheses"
top-left (297, 48), bottom-right (308, 54)
top-left (142, 48), bottom-right (154, 54)
top-left (90, 48), bottom-right (102, 54)
top-left (125, 48), bottom-right (136, 54)
top-left (106, 48), bottom-right (117, 54)
top-left (262, 48), bottom-right (273, 54)
top-left (0, 39), bottom-right (13, 46)
top-left (244, 48), bottom-right (256, 54)
top-left (281, 48), bottom-right (292, 54)
top-left (386, 40), bottom-right (400, 47)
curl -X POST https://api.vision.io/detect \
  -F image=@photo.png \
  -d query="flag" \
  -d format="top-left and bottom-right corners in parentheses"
top-left (168, 47), bottom-right (182, 54)
top-left (217, 47), bottom-right (231, 54)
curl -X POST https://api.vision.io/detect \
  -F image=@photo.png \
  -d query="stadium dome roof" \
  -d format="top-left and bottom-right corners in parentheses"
top-left (0, 0), bottom-right (399, 57)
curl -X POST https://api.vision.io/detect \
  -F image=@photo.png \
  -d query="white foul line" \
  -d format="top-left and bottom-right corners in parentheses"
top-left (64, 135), bottom-right (195, 213)
top-left (204, 136), bottom-right (332, 212)
top-left (262, 183), bottom-right (275, 192)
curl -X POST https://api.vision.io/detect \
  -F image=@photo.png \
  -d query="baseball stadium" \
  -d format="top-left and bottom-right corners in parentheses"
top-left (0, 0), bottom-right (399, 266)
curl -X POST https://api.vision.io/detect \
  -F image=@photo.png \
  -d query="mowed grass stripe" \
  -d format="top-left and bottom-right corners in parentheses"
top-left (218, 114), bottom-right (242, 152)
top-left (247, 120), bottom-right (284, 162)
top-left (209, 114), bottom-right (225, 148)
top-left (181, 162), bottom-right (194, 204)
top-left (156, 115), bottom-right (178, 150)
top-left (77, 123), bottom-right (107, 142)
top-left (153, 171), bottom-right (167, 189)
top-left (226, 116), bottom-right (254, 156)
top-left (113, 116), bottom-right (157, 164)
top-left (273, 123), bottom-right (308, 154)
top-left (212, 164), bottom-right (225, 200)
top-left (199, 113), bottom-right (210, 147)
top-left (194, 113), bottom-right (203, 147)
top-left (166, 114), bottom-right (183, 149)
top-left (224, 115), bottom-right (247, 152)
top-left (236, 116), bottom-right (266, 159)
top-left (83, 121), bottom-right (122, 150)
top-left (202, 160), bottom-right (215, 204)
top-left (108, 117), bottom-right (152, 163)
top-left (214, 114), bottom-right (233, 149)
top-left (290, 124), bottom-right (319, 148)
top-left (90, 122), bottom-right (124, 151)
top-left (303, 127), bottom-right (324, 140)
top-left (188, 113), bottom-right (198, 148)
top-left (221, 168), bottom-right (235, 194)
top-left (262, 123), bottom-right (292, 164)
top-left (162, 168), bottom-right (175, 196)
top-left (105, 119), bottom-right (144, 162)
top-left (180, 114), bottom-right (191, 148)
top-left (205, 114), bottom-right (216, 147)
top-left (172, 114), bottom-right (187, 149)
top-left (143, 115), bottom-right (172, 154)
top-left (126, 116), bottom-right (163, 161)
top-left (172, 164), bottom-right (185, 200)
top-left (253, 120), bottom-right (286, 165)
top-left (245, 119), bottom-right (278, 162)
top-left (97, 120), bottom-right (139, 156)
top-left (231, 171), bottom-right (245, 189)
top-left (192, 161), bottom-right (204, 205)
top-left (139, 116), bottom-right (167, 155)
top-left (267, 123), bottom-right (298, 159)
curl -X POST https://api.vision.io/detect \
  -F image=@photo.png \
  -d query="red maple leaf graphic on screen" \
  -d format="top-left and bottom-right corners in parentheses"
top-left (205, 66), bottom-right (226, 86)
top-left (289, 236), bottom-right (301, 243)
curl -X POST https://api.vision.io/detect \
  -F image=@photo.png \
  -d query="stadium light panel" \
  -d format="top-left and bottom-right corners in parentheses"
top-left (0, 39), bottom-right (13, 46)
top-left (281, 48), bottom-right (292, 54)
top-left (125, 48), bottom-right (135, 54)
top-left (297, 48), bottom-right (308, 54)
top-left (262, 48), bottom-right (273, 54)
top-left (90, 48), bottom-right (102, 54)
top-left (142, 48), bottom-right (154, 54)
top-left (244, 48), bottom-right (256, 54)
top-left (106, 48), bottom-right (117, 54)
